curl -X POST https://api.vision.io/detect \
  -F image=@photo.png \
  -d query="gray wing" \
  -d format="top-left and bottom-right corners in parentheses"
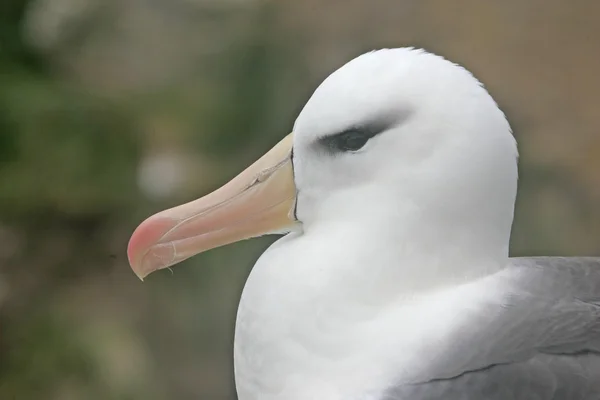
top-left (381, 257), bottom-right (600, 400)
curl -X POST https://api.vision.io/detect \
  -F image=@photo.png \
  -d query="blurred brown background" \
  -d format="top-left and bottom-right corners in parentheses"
top-left (0, 1), bottom-right (599, 399)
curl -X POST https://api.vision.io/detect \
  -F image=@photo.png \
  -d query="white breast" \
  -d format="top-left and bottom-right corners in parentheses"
top-left (232, 232), bottom-right (509, 400)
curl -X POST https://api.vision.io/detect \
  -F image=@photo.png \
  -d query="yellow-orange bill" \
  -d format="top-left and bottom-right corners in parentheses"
top-left (127, 134), bottom-right (297, 280)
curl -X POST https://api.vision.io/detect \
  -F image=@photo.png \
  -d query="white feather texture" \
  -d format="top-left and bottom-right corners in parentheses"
top-left (233, 48), bottom-right (520, 400)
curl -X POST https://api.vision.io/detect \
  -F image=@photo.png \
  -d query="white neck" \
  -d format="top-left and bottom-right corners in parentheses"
top-left (296, 174), bottom-right (513, 293)
top-left (233, 200), bottom-right (511, 399)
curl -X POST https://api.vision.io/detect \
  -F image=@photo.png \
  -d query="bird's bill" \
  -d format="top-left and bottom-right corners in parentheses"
top-left (127, 134), bottom-right (297, 280)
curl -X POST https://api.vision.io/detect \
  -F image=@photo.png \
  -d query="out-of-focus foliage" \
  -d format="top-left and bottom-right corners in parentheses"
top-left (0, 0), bottom-right (599, 399)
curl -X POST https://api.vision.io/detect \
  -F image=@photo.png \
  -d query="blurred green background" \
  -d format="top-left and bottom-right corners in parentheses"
top-left (0, 0), bottom-right (599, 398)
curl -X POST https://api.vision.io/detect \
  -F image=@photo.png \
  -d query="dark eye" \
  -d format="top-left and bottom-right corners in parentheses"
top-left (321, 129), bottom-right (372, 153)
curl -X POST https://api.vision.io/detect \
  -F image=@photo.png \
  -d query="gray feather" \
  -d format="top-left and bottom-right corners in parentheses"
top-left (380, 257), bottom-right (600, 400)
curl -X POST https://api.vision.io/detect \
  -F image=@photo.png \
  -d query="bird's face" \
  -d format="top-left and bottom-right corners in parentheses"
top-left (291, 49), bottom-right (518, 234)
top-left (127, 48), bottom-right (519, 280)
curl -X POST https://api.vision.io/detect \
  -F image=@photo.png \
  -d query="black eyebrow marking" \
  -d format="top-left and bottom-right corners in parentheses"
top-left (318, 126), bottom-right (379, 154)
top-left (315, 109), bottom-right (411, 154)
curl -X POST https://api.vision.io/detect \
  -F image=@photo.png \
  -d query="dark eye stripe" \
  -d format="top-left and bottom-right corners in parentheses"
top-left (317, 118), bottom-right (390, 154)
top-left (314, 109), bottom-right (411, 155)
top-left (318, 128), bottom-right (377, 153)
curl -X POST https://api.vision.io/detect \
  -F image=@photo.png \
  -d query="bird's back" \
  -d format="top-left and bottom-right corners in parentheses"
top-left (381, 257), bottom-right (600, 400)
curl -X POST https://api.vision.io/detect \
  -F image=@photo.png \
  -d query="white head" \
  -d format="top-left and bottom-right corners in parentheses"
top-left (128, 48), bottom-right (518, 289)
top-left (291, 49), bottom-right (518, 285)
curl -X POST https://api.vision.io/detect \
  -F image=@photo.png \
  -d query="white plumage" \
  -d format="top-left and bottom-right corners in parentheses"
top-left (129, 48), bottom-right (600, 400)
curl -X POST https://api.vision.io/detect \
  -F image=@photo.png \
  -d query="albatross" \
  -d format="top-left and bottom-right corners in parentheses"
top-left (127, 48), bottom-right (600, 399)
